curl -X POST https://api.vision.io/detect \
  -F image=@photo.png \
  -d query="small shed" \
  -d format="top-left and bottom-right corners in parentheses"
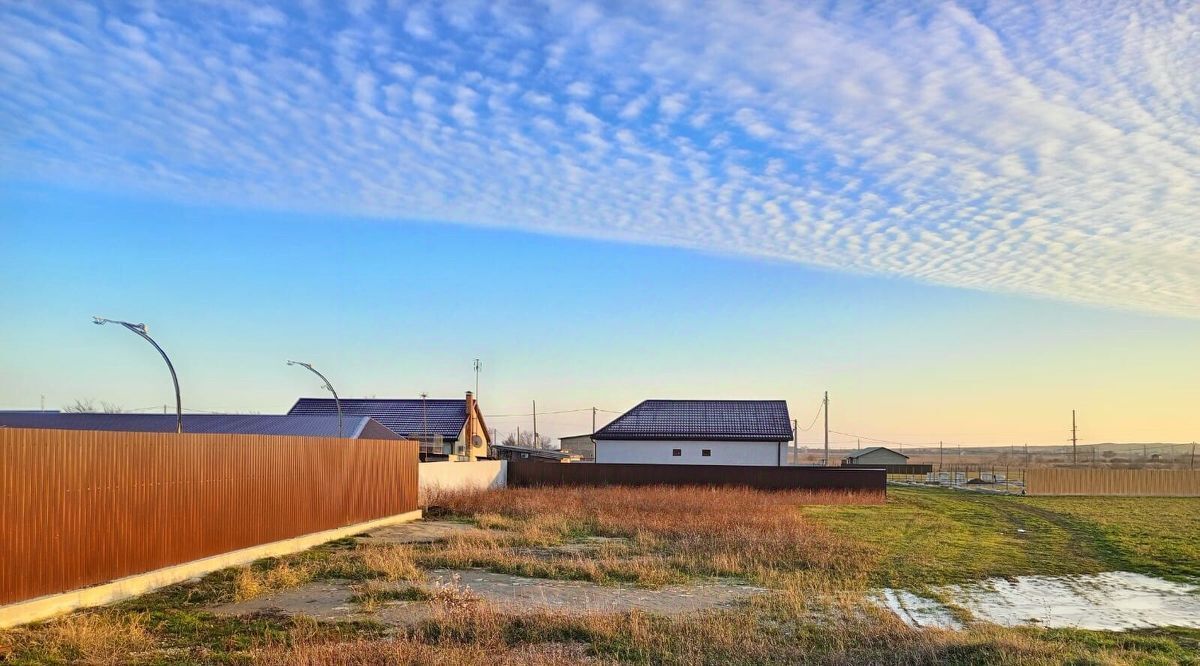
top-left (842, 446), bottom-right (908, 466)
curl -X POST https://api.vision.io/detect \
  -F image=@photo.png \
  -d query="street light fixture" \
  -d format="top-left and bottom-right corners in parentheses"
top-left (93, 316), bottom-right (183, 434)
top-left (287, 360), bottom-right (342, 437)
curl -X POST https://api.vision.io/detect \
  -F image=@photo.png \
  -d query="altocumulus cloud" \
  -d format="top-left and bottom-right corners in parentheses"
top-left (1, 1), bottom-right (1197, 316)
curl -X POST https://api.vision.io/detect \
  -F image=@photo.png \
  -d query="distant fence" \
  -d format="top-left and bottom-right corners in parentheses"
top-left (842, 463), bottom-right (933, 475)
top-left (1026, 468), bottom-right (1200, 496)
top-left (507, 462), bottom-right (885, 492)
top-left (0, 428), bottom-right (418, 606)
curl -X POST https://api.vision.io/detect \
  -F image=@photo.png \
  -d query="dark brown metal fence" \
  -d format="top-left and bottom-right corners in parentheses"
top-left (841, 463), bottom-right (933, 475)
top-left (0, 428), bottom-right (418, 606)
top-left (508, 461), bottom-right (885, 491)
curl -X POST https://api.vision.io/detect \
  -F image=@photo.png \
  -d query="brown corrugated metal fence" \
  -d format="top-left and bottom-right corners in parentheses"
top-left (0, 428), bottom-right (418, 606)
top-left (507, 461), bottom-right (885, 492)
top-left (841, 463), bottom-right (934, 475)
top-left (1026, 468), bottom-right (1200, 496)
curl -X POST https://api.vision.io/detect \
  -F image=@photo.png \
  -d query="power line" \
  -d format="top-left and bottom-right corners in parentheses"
top-left (795, 400), bottom-right (823, 432)
top-left (828, 429), bottom-right (928, 448)
top-left (484, 407), bottom-right (617, 418)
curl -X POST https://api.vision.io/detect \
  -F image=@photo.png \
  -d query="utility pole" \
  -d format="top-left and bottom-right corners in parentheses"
top-left (420, 392), bottom-right (428, 444)
top-left (1071, 409), bottom-right (1078, 464)
top-left (532, 400), bottom-right (538, 449)
top-left (939, 441), bottom-right (944, 470)
top-left (823, 391), bottom-right (829, 466)
top-left (1191, 442), bottom-right (1196, 470)
top-left (792, 418), bottom-right (798, 465)
top-left (473, 358), bottom-right (482, 398)
top-left (592, 407), bottom-right (597, 434)
top-left (40, 395), bottom-right (45, 411)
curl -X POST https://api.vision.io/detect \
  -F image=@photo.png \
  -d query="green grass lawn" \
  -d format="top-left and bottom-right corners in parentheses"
top-left (805, 486), bottom-right (1200, 589)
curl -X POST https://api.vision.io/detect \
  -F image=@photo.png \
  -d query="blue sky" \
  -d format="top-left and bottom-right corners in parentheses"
top-left (2, 2), bottom-right (1198, 444)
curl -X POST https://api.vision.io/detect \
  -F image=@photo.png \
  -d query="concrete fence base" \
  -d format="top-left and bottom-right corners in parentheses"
top-left (419, 460), bottom-right (507, 504)
top-left (0, 509), bottom-right (422, 629)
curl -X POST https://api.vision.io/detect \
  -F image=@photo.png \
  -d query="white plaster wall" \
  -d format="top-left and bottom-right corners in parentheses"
top-left (595, 440), bottom-right (785, 466)
top-left (419, 460), bottom-right (506, 502)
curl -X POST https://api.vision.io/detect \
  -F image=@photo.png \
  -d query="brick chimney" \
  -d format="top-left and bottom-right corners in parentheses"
top-left (465, 391), bottom-right (477, 458)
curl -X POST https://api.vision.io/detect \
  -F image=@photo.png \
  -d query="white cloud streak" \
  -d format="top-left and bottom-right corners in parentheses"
top-left (1, 1), bottom-right (1197, 317)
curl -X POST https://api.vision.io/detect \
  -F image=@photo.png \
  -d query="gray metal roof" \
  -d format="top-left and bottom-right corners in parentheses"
top-left (844, 446), bottom-right (907, 460)
top-left (288, 398), bottom-right (469, 440)
top-left (0, 412), bottom-right (394, 439)
top-left (594, 400), bottom-right (793, 442)
top-left (489, 444), bottom-right (575, 460)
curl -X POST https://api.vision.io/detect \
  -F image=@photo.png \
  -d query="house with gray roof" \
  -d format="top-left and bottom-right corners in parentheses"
top-left (288, 391), bottom-right (490, 461)
top-left (842, 446), bottom-right (909, 466)
top-left (592, 399), bottom-right (794, 466)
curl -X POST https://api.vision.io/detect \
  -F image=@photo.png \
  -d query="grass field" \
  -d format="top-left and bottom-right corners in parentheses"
top-left (1, 486), bottom-right (1197, 665)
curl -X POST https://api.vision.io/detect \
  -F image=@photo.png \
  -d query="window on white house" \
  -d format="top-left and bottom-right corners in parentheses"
top-left (702, 449), bottom-right (711, 457)
top-left (672, 449), bottom-right (681, 456)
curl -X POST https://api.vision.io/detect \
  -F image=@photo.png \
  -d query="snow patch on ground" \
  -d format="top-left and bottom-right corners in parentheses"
top-left (877, 572), bottom-right (1200, 632)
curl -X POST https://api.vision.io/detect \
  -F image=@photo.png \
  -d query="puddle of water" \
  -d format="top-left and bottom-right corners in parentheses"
top-left (875, 589), bottom-right (963, 630)
top-left (878, 572), bottom-right (1200, 632)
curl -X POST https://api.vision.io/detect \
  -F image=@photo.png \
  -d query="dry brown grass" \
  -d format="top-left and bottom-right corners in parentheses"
top-left (233, 559), bottom-right (317, 602)
top-left (2, 611), bottom-right (154, 665)
top-left (251, 637), bottom-right (603, 666)
top-left (358, 543), bottom-right (421, 582)
top-left (420, 485), bottom-right (880, 587)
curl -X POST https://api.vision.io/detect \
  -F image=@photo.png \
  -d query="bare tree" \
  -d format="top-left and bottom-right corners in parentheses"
top-left (502, 431), bottom-right (551, 449)
top-left (63, 399), bottom-right (123, 413)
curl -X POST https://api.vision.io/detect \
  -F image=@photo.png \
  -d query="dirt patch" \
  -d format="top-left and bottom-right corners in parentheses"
top-left (359, 520), bottom-right (490, 545)
top-left (210, 569), bottom-right (762, 625)
top-left (209, 579), bottom-right (365, 622)
top-left (424, 568), bottom-right (762, 615)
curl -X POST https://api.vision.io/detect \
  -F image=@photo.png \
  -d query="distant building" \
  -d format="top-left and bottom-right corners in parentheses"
top-left (842, 446), bottom-right (909, 466)
top-left (0, 412), bottom-right (398, 439)
top-left (592, 399), bottom-right (793, 466)
top-left (558, 434), bottom-right (595, 461)
top-left (489, 443), bottom-right (579, 463)
top-left (288, 391), bottom-right (490, 461)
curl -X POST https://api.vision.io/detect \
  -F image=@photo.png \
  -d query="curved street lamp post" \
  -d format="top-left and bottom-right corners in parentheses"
top-left (93, 316), bottom-right (183, 434)
top-left (287, 361), bottom-right (342, 437)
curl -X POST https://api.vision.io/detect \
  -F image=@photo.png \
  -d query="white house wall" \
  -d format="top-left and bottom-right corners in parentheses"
top-left (595, 440), bottom-right (785, 466)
